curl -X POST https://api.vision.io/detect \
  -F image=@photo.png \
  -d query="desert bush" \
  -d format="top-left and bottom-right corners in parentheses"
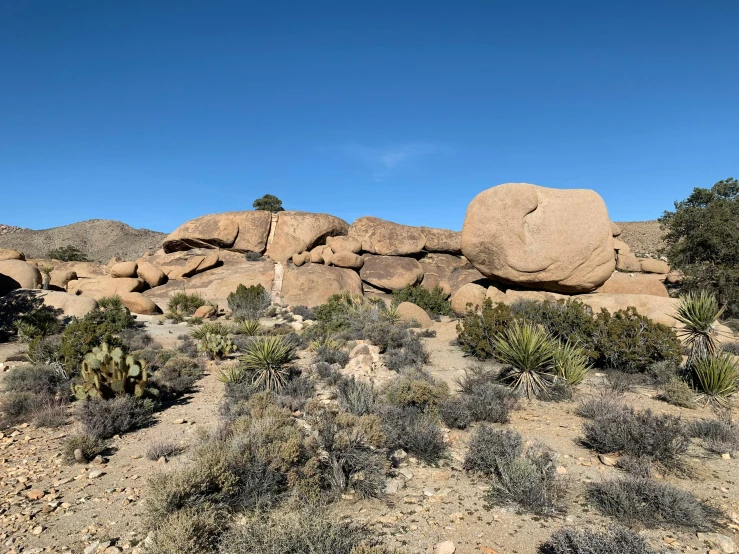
top-left (31, 402), bottom-right (68, 428)
top-left (588, 477), bottom-right (717, 529)
top-left (191, 321), bottom-right (233, 340)
top-left (689, 415), bottom-right (739, 454)
top-left (13, 307), bottom-right (64, 342)
top-left (27, 334), bottom-right (63, 365)
top-left (239, 336), bottom-right (297, 392)
top-left (166, 292), bottom-right (205, 322)
top-left (218, 507), bottom-right (371, 554)
top-left (77, 396), bottom-right (155, 439)
top-left (59, 297), bottom-right (135, 372)
top-left (456, 300), bottom-right (513, 359)
top-left (118, 327), bottom-right (157, 351)
top-left (292, 305), bottom-right (316, 320)
top-left (0, 392), bottom-right (45, 425)
top-left (46, 245), bottom-right (88, 261)
top-left (552, 341), bottom-right (591, 386)
top-left (228, 284), bottom-right (271, 321)
top-left (465, 382), bottom-right (519, 422)
top-left (313, 361), bottom-right (344, 386)
top-left (147, 439), bottom-right (185, 460)
top-left (383, 369), bottom-right (449, 410)
top-left (464, 426), bottom-right (523, 475)
top-left (152, 356), bottom-right (202, 396)
top-left (337, 376), bottom-right (377, 416)
top-left (582, 407), bottom-right (689, 473)
top-left (648, 359), bottom-right (681, 386)
top-left (134, 348), bottom-right (178, 372)
top-left (275, 375), bottom-right (315, 411)
top-left (495, 320), bottom-right (556, 399)
top-left (391, 285), bottom-right (452, 316)
top-left (456, 365), bottom-right (498, 393)
top-left (148, 504), bottom-right (226, 554)
top-left (691, 352), bottom-right (738, 407)
top-left (575, 395), bottom-right (624, 419)
top-left (438, 397), bottom-right (473, 429)
top-left (61, 433), bottom-right (106, 464)
top-left (541, 525), bottom-right (664, 554)
top-left (657, 380), bottom-right (696, 408)
top-left (177, 335), bottom-right (199, 357)
top-left (384, 333), bottom-right (430, 371)
top-left (245, 251), bottom-right (263, 262)
top-left (380, 405), bottom-right (446, 464)
top-left (2, 363), bottom-right (70, 396)
top-left (316, 345), bottom-right (350, 368)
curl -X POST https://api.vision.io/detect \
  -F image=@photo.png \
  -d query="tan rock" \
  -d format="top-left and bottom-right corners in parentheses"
top-left (616, 252), bottom-right (642, 272)
top-left (419, 227), bottom-right (462, 254)
top-left (0, 289), bottom-right (97, 319)
top-left (0, 260), bottom-right (42, 295)
top-left (446, 267), bottom-right (485, 293)
top-left (118, 292), bottom-right (161, 315)
top-left (68, 277), bottom-right (146, 298)
top-left (163, 210), bottom-right (272, 253)
top-left (503, 288), bottom-right (568, 304)
top-left (349, 216), bottom-right (426, 256)
top-left (326, 251), bottom-right (364, 270)
top-left (640, 258), bottom-right (670, 274)
top-left (281, 264), bottom-right (363, 307)
top-left (266, 211), bottom-right (349, 263)
top-left (451, 282), bottom-right (487, 315)
top-left (310, 245), bottom-right (328, 263)
top-left (292, 251), bottom-right (310, 267)
top-left (596, 272), bottom-right (669, 297)
top-left (110, 261), bottom-right (138, 278)
top-left (611, 222), bottom-right (622, 237)
top-left (0, 248), bottom-right (25, 261)
top-left (193, 304), bottom-right (216, 318)
top-left (50, 270), bottom-right (78, 290)
top-left (136, 261), bottom-right (167, 287)
top-left (574, 293), bottom-right (679, 327)
top-left (326, 235), bottom-right (361, 254)
top-left (665, 270), bottom-right (684, 285)
top-left (419, 254), bottom-right (468, 292)
top-left (461, 183), bottom-right (615, 292)
top-left (360, 255), bottom-right (424, 291)
top-left (613, 239), bottom-right (630, 253)
top-left (180, 252), bottom-right (220, 278)
top-left (107, 256), bottom-right (123, 268)
top-left (395, 302), bottom-right (433, 328)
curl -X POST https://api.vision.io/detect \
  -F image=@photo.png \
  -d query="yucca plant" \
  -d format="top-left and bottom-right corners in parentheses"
top-left (382, 302), bottom-right (401, 323)
top-left (215, 363), bottom-right (245, 384)
top-left (552, 341), bottom-right (591, 387)
top-left (240, 336), bottom-right (297, 392)
top-left (692, 352), bottom-right (738, 407)
top-left (494, 321), bottom-right (556, 399)
top-left (235, 319), bottom-right (262, 336)
top-left (190, 321), bottom-right (233, 341)
top-left (675, 291), bottom-right (726, 364)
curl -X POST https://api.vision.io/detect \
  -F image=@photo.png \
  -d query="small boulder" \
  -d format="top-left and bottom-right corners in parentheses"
top-left (574, 293), bottom-right (679, 327)
top-left (326, 251), bottom-right (364, 270)
top-left (640, 258), bottom-right (670, 274)
top-left (118, 292), bottom-right (161, 315)
top-left (292, 251), bottom-right (310, 267)
top-left (50, 269), bottom-right (78, 290)
top-left (419, 227), bottom-right (462, 254)
top-left (665, 271), bottom-right (684, 285)
top-left (0, 248), bottom-right (25, 261)
top-left (395, 302), bottom-right (433, 328)
top-left (0, 259), bottom-right (42, 295)
top-left (193, 305), bottom-right (216, 318)
top-left (136, 261), bottom-right (167, 287)
top-left (310, 245), bottom-right (328, 263)
top-left (359, 255), bottom-right (424, 291)
top-left (450, 283), bottom-right (487, 315)
top-left (349, 216), bottom-right (426, 256)
top-left (613, 239), bottom-right (631, 253)
top-left (616, 252), bottom-right (642, 272)
top-left (110, 261), bottom-right (138, 278)
top-left (163, 210), bottom-right (272, 253)
top-left (326, 235), bottom-right (361, 254)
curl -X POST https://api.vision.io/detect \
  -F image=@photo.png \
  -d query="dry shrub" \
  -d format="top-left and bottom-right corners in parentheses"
top-left (77, 396), bottom-right (155, 439)
top-left (541, 525), bottom-right (663, 554)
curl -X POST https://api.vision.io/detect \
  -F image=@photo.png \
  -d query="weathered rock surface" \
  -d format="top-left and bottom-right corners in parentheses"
top-left (640, 258), bottom-right (670, 274)
top-left (110, 261), bottom-right (138, 278)
top-left (596, 272), bottom-right (669, 297)
top-left (266, 211), bottom-right (349, 263)
top-left (461, 183), bottom-right (615, 292)
top-left (616, 252), bottom-right (642, 272)
top-left (281, 264), bottom-right (362, 307)
top-left (359, 255), bottom-right (424, 291)
top-left (419, 254), bottom-right (468, 292)
top-left (0, 248), bottom-right (25, 261)
top-left (486, 285), bottom-right (567, 305)
top-left (163, 210), bottom-right (272, 253)
top-left (117, 292), bottom-right (161, 315)
top-left (0, 259), bottom-right (42, 295)
top-left (450, 282), bottom-right (487, 314)
top-left (419, 227), bottom-right (462, 254)
top-left (0, 289), bottom-right (97, 318)
top-left (574, 293), bottom-right (679, 327)
top-left (446, 267), bottom-right (485, 294)
top-left (395, 301), bottom-right (433, 328)
top-left (326, 235), bottom-right (361, 254)
top-left (136, 261), bottom-right (167, 287)
top-left (349, 216), bottom-right (426, 256)
top-left (611, 222), bottom-right (622, 237)
top-left (68, 277), bottom-right (146, 298)
top-left (50, 269), bottom-right (78, 290)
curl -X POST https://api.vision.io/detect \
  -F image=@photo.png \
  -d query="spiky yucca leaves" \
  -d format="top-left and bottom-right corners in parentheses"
top-left (235, 319), bottom-right (262, 336)
top-left (190, 322), bottom-right (233, 341)
top-left (676, 291), bottom-right (726, 364)
top-left (494, 321), bottom-right (556, 399)
top-left (240, 336), bottom-right (297, 392)
top-left (692, 352), bottom-right (738, 407)
top-left (552, 341), bottom-right (591, 387)
top-left (214, 363), bottom-right (245, 384)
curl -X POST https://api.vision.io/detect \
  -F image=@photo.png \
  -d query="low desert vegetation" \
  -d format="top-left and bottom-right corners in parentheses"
top-left (391, 284), bottom-right (453, 317)
top-left (166, 291), bottom-right (206, 322)
top-left (540, 525), bottom-right (665, 554)
top-left (46, 244), bottom-right (89, 261)
top-left (227, 283), bottom-right (271, 321)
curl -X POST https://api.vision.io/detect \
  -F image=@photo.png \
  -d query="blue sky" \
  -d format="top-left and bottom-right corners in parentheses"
top-left (1, 1), bottom-right (736, 233)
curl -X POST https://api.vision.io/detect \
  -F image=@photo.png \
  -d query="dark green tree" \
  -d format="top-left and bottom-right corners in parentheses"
top-left (46, 245), bottom-right (89, 262)
top-left (252, 194), bottom-right (284, 212)
top-left (659, 177), bottom-right (739, 317)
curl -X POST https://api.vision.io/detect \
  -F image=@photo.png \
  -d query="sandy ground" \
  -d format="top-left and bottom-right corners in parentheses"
top-left (1, 318), bottom-right (738, 554)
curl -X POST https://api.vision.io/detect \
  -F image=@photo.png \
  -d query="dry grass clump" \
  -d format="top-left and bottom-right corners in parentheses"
top-left (77, 396), bottom-right (155, 439)
top-left (541, 525), bottom-right (663, 554)
top-left (146, 439), bottom-right (185, 461)
top-left (379, 404), bottom-right (446, 464)
top-left (61, 433), bottom-right (107, 464)
top-left (688, 415), bottom-right (739, 454)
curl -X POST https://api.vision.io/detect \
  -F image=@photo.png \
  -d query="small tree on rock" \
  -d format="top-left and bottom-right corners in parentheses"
top-left (252, 194), bottom-right (284, 212)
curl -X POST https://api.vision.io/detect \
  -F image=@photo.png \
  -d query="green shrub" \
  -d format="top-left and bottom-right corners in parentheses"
top-left (252, 193), bottom-right (284, 212)
top-left (190, 321), bottom-right (233, 340)
top-left (77, 396), bottom-right (155, 439)
top-left (291, 305), bottom-right (316, 320)
top-left (691, 352), bottom-right (738, 407)
top-left (235, 319), bottom-right (262, 336)
top-left (676, 291), bottom-right (725, 363)
top-left (541, 526), bottom-right (664, 554)
top-left (198, 333), bottom-right (237, 360)
top-left (456, 300), bottom-right (513, 359)
top-left (152, 356), bottom-right (202, 396)
top-left (13, 307), bottom-right (64, 342)
top-left (316, 345), bottom-right (350, 368)
top-left (495, 320), bottom-right (556, 399)
top-left (391, 285), bottom-right (452, 316)
top-left (382, 370), bottom-right (449, 410)
top-left (227, 284), bottom-right (271, 321)
top-left (464, 426), bottom-right (522, 475)
top-left (657, 380), bottom-right (696, 408)
top-left (61, 433), bottom-right (106, 464)
top-left (689, 415), bottom-right (739, 454)
top-left (552, 341), bottom-right (591, 386)
top-left (166, 292), bottom-right (205, 322)
top-left (240, 336), bottom-right (297, 391)
top-left (46, 245), bottom-right (88, 262)
top-left (588, 477), bottom-right (718, 529)
top-left (380, 405), bottom-right (446, 464)
top-left (148, 505), bottom-right (226, 554)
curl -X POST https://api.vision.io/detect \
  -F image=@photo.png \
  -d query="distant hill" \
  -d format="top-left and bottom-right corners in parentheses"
top-left (615, 220), bottom-right (666, 257)
top-left (0, 219), bottom-right (166, 262)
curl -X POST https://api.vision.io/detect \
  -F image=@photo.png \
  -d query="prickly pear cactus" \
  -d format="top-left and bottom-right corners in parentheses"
top-left (198, 332), bottom-right (237, 359)
top-left (72, 342), bottom-right (149, 400)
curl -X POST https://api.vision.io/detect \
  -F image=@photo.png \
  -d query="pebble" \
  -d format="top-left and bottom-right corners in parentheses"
top-left (435, 540), bottom-right (455, 554)
top-left (88, 470), bottom-right (105, 479)
top-left (697, 532), bottom-right (736, 553)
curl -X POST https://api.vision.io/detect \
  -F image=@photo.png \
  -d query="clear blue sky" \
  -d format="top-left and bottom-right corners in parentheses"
top-left (1, 1), bottom-right (736, 233)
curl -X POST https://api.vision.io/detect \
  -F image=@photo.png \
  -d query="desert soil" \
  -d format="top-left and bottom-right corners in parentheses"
top-left (1, 318), bottom-right (738, 554)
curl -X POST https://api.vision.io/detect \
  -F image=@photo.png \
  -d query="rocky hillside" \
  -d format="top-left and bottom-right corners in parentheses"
top-left (0, 220), bottom-right (165, 262)
top-left (615, 220), bottom-right (666, 257)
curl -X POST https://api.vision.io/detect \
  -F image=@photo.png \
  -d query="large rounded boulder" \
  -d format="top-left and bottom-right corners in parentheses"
top-left (266, 211), bottom-right (349, 263)
top-left (349, 217), bottom-right (426, 256)
top-left (281, 264), bottom-right (362, 307)
top-left (0, 260), bottom-right (42, 296)
top-left (163, 210), bottom-right (272, 253)
top-left (461, 183), bottom-right (615, 293)
top-left (359, 255), bottom-right (424, 291)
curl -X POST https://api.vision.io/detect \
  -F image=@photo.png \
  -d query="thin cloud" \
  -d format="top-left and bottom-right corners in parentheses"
top-left (345, 142), bottom-right (446, 180)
